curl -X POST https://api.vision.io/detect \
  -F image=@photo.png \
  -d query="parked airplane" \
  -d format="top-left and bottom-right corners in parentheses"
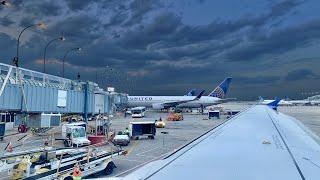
top-left (127, 77), bottom-right (232, 110)
top-left (110, 103), bottom-right (320, 180)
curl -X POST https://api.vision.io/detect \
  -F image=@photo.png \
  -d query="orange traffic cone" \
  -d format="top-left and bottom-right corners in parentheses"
top-left (72, 163), bottom-right (82, 180)
top-left (6, 142), bottom-right (13, 152)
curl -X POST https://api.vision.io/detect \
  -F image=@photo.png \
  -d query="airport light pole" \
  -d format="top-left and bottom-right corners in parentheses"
top-left (43, 36), bottom-right (65, 73)
top-left (14, 22), bottom-right (46, 67)
top-left (62, 47), bottom-right (81, 78)
top-left (1, 1), bottom-right (10, 6)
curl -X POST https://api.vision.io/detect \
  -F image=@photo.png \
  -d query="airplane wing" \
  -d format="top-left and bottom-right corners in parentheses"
top-left (152, 90), bottom-right (205, 109)
top-left (120, 105), bottom-right (320, 180)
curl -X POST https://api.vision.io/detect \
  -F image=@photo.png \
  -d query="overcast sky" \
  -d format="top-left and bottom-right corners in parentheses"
top-left (0, 0), bottom-right (320, 100)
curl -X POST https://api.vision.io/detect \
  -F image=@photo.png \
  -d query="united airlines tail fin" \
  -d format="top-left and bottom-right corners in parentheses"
top-left (195, 90), bottom-right (205, 100)
top-left (186, 89), bottom-right (198, 96)
top-left (208, 77), bottom-right (232, 98)
top-left (258, 96), bottom-right (264, 102)
top-left (267, 97), bottom-right (281, 110)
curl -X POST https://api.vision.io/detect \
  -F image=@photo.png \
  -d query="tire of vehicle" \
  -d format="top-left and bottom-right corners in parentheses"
top-left (64, 140), bottom-right (71, 147)
top-left (135, 136), bottom-right (139, 140)
top-left (63, 176), bottom-right (73, 180)
top-left (104, 162), bottom-right (116, 175)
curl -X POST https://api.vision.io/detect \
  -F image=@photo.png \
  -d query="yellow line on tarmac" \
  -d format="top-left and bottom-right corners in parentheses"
top-left (126, 141), bottom-right (138, 156)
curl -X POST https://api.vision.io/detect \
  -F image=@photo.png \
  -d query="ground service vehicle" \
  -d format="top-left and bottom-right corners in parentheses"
top-left (5, 148), bottom-right (124, 179)
top-left (61, 122), bottom-right (91, 147)
top-left (113, 134), bottom-right (130, 146)
top-left (131, 107), bottom-right (146, 118)
top-left (129, 121), bottom-right (156, 140)
top-left (167, 113), bottom-right (184, 121)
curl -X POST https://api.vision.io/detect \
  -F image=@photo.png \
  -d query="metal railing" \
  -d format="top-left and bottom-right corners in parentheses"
top-left (0, 63), bottom-right (83, 90)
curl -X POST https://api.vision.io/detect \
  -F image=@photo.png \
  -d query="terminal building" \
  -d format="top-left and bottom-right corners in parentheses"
top-left (0, 63), bottom-right (128, 131)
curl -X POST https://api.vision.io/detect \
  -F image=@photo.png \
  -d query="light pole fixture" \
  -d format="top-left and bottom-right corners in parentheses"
top-left (13, 22), bottom-right (46, 67)
top-left (1, 1), bottom-right (10, 6)
top-left (43, 36), bottom-right (65, 73)
top-left (62, 47), bottom-right (81, 78)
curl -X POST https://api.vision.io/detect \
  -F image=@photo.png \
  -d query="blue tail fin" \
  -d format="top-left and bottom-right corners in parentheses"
top-left (267, 97), bottom-right (281, 110)
top-left (208, 77), bottom-right (232, 98)
top-left (258, 96), bottom-right (264, 102)
top-left (186, 89), bottom-right (198, 96)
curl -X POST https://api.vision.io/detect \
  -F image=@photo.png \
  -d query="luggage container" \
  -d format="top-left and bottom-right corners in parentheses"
top-left (208, 110), bottom-right (220, 119)
top-left (129, 121), bottom-right (156, 140)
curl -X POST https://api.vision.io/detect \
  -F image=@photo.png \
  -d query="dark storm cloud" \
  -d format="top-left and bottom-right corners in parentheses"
top-left (236, 76), bottom-right (281, 85)
top-left (72, 39), bottom-right (168, 69)
top-left (0, 33), bottom-right (16, 64)
top-left (285, 69), bottom-right (318, 81)
top-left (120, 13), bottom-right (181, 49)
top-left (104, 13), bottom-right (128, 28)
top-left (0, 0), bottom-right (318, 98)
top-left (19, 17), bottom-right (35, 27)
top-left (47, 14), bottom-right (101, 40)
top-left (24, 1), bottom-right (61, 17)
top-left (226, 19), bottom-right (320, 61)
top-left (65, 0), bottom-right (97, 10)
top-left (119, 0), bottom-right (304, 53)
top-left (125, 0), bottom-right (158, 26)
top-left (0, 16), bottom-right (14, 26)
top-left (268, 0), bottom-right (303, 19)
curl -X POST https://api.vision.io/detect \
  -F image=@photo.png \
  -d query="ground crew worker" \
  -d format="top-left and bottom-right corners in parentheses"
top-left (72, 163), bottom-right (82, 180)
top-left (124, 127), bottom-right (130, 136)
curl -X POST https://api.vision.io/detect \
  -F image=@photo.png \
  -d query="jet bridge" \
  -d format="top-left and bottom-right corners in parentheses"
top-left (0, 63), bottom-right (128, 120)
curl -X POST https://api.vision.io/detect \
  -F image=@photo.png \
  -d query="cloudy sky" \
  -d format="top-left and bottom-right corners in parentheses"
top-left (0, 0), bottom-right (320, 99)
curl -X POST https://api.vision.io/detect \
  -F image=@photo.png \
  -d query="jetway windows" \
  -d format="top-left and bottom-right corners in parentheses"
top-left (0, 113), bottom-right (13, 123)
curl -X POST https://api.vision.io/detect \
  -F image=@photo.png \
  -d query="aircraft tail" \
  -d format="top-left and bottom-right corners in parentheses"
top-left (208, 77), bottom-right (232, 98)
top-left (186, 89), bottom-right (198, 96)
top-left (267, 97), bottom-right (281, 110)
top-left (259, 96), bottom-right (264, 101)
top-left (194, 90), bottom-right (205, 100)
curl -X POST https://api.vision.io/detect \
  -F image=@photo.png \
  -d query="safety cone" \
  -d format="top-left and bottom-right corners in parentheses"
top-left (72, 162), bottom-right (82, 180)
top-left (7, 142), bottom-right (13, 152)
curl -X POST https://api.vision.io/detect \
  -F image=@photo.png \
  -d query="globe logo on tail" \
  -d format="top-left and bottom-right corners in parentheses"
top-left (208, 77), bottom-right (232, 99)
top-left (212, 86), bottom-right (225, 98)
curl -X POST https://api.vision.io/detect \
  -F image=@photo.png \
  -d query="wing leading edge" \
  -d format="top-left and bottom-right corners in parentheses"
top-left (120, 105), bottom-right (320, 180)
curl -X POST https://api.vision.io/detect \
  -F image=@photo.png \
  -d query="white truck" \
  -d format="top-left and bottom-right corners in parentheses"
top-left (61, 122), bottom-right (91, 147)
top-left (113, 134), bottom-right (130, 146)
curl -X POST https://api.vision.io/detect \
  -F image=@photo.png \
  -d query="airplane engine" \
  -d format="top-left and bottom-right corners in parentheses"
top-left (152, 103), bottom-right (164, 110)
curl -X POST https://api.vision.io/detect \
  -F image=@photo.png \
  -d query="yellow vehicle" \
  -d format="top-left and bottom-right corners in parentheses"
top-left (155, 120), bottom-right (165, 128)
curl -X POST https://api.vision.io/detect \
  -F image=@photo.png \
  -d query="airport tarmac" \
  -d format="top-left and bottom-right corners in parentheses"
top-left (1, 102), bottom-right (320, 179)
top-left (103, 111), bottom-right (228, 177)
